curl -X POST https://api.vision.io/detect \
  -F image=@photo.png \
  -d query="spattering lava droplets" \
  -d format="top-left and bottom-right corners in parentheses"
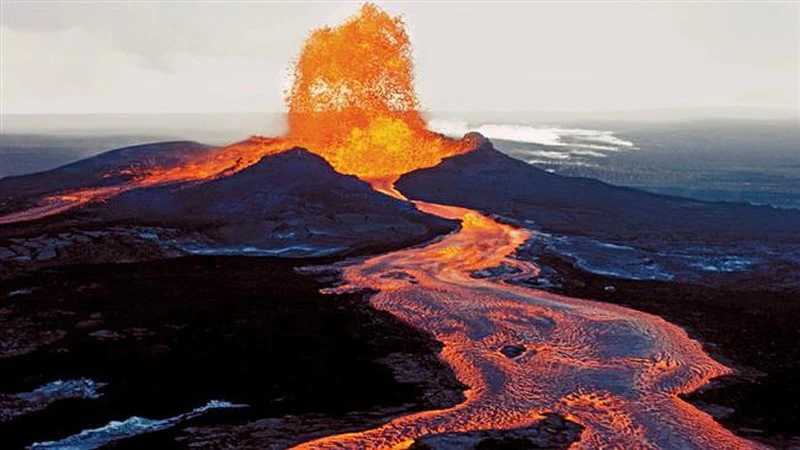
top-left (285, 3), bottom-right (472, 186)
top-left (145, 3), bottom-right (472, 190)
top-left (0, 3), bottom-right (470, 225)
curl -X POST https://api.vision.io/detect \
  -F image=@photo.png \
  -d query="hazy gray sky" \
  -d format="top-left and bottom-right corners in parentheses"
top-left (1, 1), bottom-right (798, 115)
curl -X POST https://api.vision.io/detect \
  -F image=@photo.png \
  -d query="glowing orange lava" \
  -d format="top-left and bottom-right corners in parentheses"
top-left (285, 3), bottom-right (471, 184)
top-left (142, 3), bottom-right (473, 190)
top-left (295, 202), bottom-right (765, 450)
top-left (0, 6), bottom-right (767, 449)
top-left (0, 3), bottom-right (471, 225)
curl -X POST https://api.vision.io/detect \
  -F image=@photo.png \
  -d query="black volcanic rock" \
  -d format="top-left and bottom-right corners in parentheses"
top-left (87, 148), bottom-right (456, 253)
top-left (397, 135), bottom-right (800, 247)
top-left (0, 256), bottom-right (465, 448)
top-left (0, 146), bottom-right (457, 274)
top-left (499, 344), bottom-right (527, 359)
top-left (0, 141), bottom-right (217, 215)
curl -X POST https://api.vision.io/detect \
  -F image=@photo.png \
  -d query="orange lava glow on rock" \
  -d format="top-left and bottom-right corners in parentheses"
top-left (0, 3), bottom-right (471, 224)
top-left (143, 3), bottom-right (472, 191)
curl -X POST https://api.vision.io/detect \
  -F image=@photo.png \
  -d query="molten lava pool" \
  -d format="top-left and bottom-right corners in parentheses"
top-left (294, 201), bottom-right (764, 449)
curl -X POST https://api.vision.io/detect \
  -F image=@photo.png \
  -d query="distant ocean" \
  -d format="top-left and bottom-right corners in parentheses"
top-left (2, 114), bottom-right (798, 210)
top-left (430, 118), bottom-right (800, 210)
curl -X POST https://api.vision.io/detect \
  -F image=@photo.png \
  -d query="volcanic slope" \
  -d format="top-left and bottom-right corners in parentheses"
top-left (0, 141), bottom-right (217, 216)
top-left (397, 135), bottom-right (800, 247)
top-left (0, 146), bottom-right (456, 274)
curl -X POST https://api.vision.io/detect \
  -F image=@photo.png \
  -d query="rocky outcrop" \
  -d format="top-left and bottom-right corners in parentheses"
top-left (499, 344), bottom-right (527, 359)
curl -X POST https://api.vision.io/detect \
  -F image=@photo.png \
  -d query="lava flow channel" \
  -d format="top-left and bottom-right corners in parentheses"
top-left (295, 201), bottom-right (764, 450)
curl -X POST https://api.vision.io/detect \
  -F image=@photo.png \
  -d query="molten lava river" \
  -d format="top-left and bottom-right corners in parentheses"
top-left (293, 199), bottom-right (764, 449)
top-left (0, 5), bottom-right (766, 449)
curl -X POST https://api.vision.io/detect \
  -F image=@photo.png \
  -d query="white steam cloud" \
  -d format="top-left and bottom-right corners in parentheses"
top-left (427, 118), bottom-right (637, 166)
top-left (428, 119), bottom-right (636, 151)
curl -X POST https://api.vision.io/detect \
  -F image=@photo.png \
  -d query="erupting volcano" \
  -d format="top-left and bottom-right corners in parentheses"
top-left (286, 3), bottom-right (472, 185)
top-left (153, 3), bottom-right (473, 188)
top-left (0, 3), bottom-right (782, 450)
top-left (0, 3), bottom-right (470, 225)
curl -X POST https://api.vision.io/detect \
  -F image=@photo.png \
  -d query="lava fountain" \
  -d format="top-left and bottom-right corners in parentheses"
top-left (285, 3), bottom-right (471, 187)
top-left (0, 5), bottom-right (766, 449)
top-left (147, 3), bottom-right (472, 190)
top-left (0, 3), bottom-right (471, 224)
